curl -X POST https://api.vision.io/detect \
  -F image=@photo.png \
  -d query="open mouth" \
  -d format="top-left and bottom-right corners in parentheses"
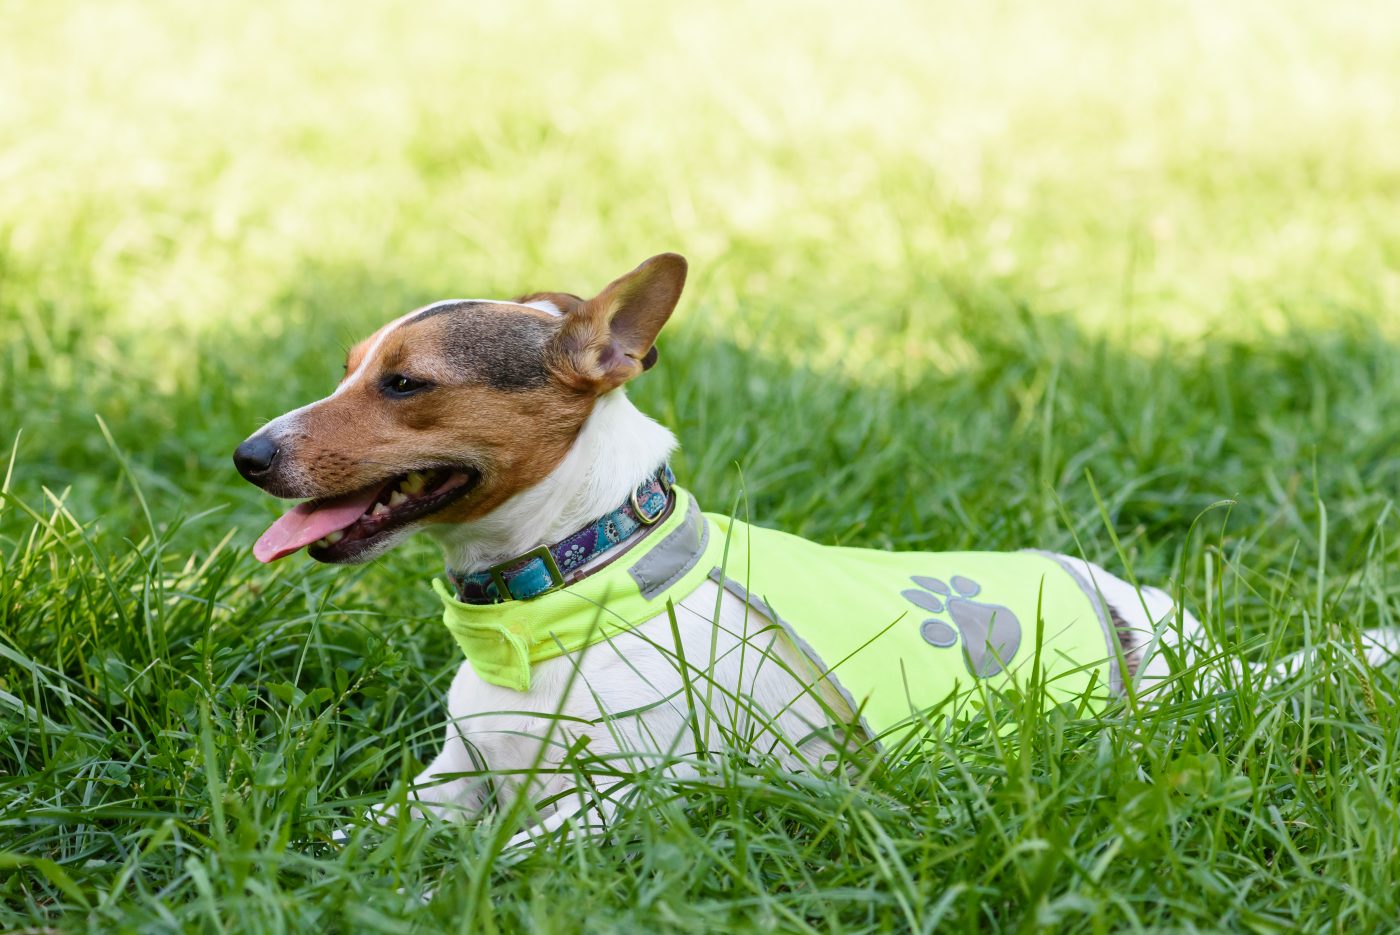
top-left (253, 467), bottom-right (480, 564)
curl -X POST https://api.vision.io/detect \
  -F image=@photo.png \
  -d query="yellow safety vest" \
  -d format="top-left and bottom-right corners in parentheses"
top-left (435, 488), bottom-right (1118, 738)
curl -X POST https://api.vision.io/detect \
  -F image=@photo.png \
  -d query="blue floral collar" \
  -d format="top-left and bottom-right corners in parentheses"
top-left (447, 465), bottom-right (675, 603)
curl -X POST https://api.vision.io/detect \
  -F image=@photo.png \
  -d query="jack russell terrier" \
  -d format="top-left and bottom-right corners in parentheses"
top-left (234, 254), bottom-right (1400, 837)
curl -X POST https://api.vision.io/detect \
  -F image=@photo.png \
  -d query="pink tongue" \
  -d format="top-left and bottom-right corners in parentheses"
top-left (253, 487), bottom-right (382, 563)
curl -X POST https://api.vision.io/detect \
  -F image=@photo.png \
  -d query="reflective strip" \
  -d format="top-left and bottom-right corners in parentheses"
top-left (629, 497), bottom-right (709, 600)
top-left (1023, 550), bottom-right (1122, 693)
top-left (706, 569), bottom-right (876, 748)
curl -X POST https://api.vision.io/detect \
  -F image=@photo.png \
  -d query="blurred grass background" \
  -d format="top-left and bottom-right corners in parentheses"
top-left (4, 0), bottom-right (1399, 563)
top-left (4, 1), bottom-right (1400, 930)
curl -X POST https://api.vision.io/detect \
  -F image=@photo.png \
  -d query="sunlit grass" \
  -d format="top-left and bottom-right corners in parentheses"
top-left (4, 0), bottom-right (1399, 352)
top-left (4, 0), bottom-right (1400, 930)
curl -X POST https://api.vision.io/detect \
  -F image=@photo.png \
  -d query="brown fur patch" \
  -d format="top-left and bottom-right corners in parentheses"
top-left (280, 302), bottom-right (595, 513)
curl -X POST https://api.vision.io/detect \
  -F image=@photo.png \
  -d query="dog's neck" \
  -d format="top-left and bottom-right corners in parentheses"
top-left (427, 390), bottom-right (677, 573)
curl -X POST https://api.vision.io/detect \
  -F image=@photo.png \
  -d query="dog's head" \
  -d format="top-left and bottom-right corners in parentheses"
top-left (234, 253), bottom-right (687, 564)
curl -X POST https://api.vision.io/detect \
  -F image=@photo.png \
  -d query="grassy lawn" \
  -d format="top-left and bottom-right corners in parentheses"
top-left (4, 0), bottom-right (1400, 930)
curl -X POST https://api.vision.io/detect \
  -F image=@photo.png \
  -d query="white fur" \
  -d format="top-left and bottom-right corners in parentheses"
top-left (336, 306), bottom-right (436, 397)
top-left (425, 389), bottom-right (677, 572)
top-left (521, 299), bottom-right (563, 316)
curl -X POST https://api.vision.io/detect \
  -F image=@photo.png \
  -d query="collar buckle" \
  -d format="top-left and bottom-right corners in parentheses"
top-left (489, 544), bottom-right (565, 601)
top-left (631, 481), bottom-right (667, 525)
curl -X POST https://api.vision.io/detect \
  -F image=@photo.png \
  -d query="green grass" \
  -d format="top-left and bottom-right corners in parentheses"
top-left (4, 0), bottom-right (1400, 930)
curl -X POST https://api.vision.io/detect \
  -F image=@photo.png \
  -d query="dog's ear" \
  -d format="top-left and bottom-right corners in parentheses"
top-left (548, 253), bottom-right (687, 393)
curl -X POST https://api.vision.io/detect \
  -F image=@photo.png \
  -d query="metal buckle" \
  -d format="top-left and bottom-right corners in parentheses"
top-left (631, 482), bottom-right (667, 526)
top-left (489, 545), bottom-right (565, 600)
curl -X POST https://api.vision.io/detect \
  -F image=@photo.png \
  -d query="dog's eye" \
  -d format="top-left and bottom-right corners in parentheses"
top-left (382, 374), bottom-right (430, 397)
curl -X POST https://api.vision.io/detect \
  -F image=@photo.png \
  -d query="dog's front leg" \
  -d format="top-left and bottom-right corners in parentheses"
top-left (500, 779), bottom-right (623, 851)
top-left (394, 661), bottom-right (497, 822)
top-left (399, 657), bottom-right (608, 827)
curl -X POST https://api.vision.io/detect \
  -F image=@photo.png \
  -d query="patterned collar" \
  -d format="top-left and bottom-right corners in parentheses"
top-left (447, 465), bottom-right (675, 604)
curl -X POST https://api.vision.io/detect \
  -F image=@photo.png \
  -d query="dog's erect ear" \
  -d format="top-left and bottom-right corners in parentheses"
top-left (548, 253), bottom-right (687, 393)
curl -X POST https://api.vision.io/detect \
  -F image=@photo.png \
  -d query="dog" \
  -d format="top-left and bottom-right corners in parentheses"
top-left (235, 254), bottom-right (1400, 840)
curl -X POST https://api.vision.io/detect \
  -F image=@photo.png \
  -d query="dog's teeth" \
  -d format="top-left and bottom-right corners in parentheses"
top-left (371, 502), bottom-right (391, 517)
top-left (314, 537), bottom-right (330, 548)
top-left (388, 490), bottom-right (409, 507)
top-left (325, 531), bottom-right (344, 544)
top-left (401, 472), bottom-right (426, 495)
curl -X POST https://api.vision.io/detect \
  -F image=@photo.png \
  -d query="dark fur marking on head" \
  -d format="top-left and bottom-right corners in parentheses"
top-left (404, 305), bottom-right (555, 391)
top-left (408, 301), bottom-right (491, 324)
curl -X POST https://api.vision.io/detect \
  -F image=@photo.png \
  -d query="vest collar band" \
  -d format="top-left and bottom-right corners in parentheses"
top-left (433, 487), bottom-right (714, 692)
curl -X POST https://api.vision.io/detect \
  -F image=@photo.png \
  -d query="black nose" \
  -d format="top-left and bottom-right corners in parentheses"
top-left (234, 434), bottom-right (280, 483)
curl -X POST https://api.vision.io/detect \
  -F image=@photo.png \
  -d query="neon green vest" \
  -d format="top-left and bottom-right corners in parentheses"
top-left (435, 488), bottom-right (1118, 738)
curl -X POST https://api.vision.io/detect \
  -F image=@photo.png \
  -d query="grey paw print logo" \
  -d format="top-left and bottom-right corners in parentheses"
top-left (900, 575), bottom-right (1022, 678)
